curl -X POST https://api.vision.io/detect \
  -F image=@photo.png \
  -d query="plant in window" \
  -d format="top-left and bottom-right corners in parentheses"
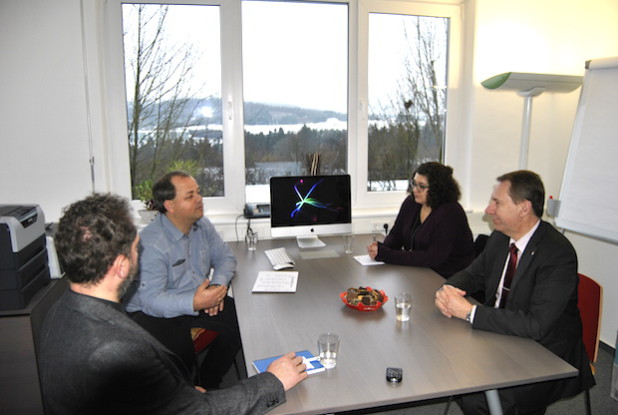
top-left (133, 180), bottom-right (155, 211)
top-left (133, 160), bottom-right (201, 213)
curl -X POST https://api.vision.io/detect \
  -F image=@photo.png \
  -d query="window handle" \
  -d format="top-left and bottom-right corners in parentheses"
top-left (359, 100), bottom-right (367, 121)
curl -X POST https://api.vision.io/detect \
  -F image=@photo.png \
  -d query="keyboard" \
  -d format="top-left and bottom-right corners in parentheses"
top-left (264, 247), bottom-right (295, 269)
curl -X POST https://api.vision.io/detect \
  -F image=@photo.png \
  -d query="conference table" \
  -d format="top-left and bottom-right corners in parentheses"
top-left (229, 235), bottom-right (577, 415)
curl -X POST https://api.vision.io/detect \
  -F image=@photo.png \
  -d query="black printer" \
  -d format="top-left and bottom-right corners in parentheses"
top-left (0, 205), bottom-right (51, 310)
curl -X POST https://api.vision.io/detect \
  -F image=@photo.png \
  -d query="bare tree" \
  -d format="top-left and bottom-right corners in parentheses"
top-left (123, 4), bottom-right (206, 195)
top-left (400, 17), bottom-right (446, 160)
top-left (368, 15), bottom-right (447, 190)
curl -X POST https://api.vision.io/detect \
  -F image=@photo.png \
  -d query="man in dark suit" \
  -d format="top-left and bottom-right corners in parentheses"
top-left (435, 170), bottom-right (594, 415)
top-left (39, 193), bottom-right (307, 415)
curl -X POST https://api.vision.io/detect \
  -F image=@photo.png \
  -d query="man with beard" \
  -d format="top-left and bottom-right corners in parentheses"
top-left (39, 193), bottom-right (307, 414)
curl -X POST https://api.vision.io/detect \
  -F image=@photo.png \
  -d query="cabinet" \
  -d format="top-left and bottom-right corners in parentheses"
top-left (0, 278), bottom-right (66, 414)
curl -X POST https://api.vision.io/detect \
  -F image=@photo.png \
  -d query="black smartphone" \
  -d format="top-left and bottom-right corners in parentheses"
top-left (386, 367), bottom-right (403, 383)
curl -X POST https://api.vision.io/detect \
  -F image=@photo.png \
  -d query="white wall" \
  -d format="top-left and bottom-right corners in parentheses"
top-left (0, 0), bottom-right (95, 219)
top-left (462, 0), bottom-right (618, 348)
top-left (464, 0), bottom-right (618, 211)
top-left (1, 0), bottom-right (617, 346)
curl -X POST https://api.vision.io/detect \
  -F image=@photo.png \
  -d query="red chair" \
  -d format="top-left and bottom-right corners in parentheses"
top-left (577, 273), bottom-right (602, 415)
top-left (190, 328), bottom-right (219, 385)
top-left (191, 327), bottom-right (242, 384)
top-left (191, 327), bottom-right (219, 353)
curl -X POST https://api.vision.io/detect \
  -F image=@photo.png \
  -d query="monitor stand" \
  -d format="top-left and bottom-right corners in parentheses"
top-left (296, 235), bottom-right (326, 249)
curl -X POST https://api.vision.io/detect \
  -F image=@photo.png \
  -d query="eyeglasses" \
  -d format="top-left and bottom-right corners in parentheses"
top-left (410, 181), bottom-right (429, 191)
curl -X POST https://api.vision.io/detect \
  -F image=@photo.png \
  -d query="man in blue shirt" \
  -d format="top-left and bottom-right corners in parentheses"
top-left (126, 171), bottom-right (241, 389)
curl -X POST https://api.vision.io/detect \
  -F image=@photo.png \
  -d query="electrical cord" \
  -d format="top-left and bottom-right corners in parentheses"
top-left (234, 214), bottom-right (256, 243)
top-left (234, 214), bottom-right (244, 242)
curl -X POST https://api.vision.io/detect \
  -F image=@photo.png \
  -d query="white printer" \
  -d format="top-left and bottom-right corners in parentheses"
top-left (0, 205), bottom-right (51, 310)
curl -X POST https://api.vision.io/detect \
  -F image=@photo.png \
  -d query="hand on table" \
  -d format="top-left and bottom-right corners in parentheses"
top-left (367, 241), bottom-right (379, 260)
top-left (267, 352), bottom-right (308, 391)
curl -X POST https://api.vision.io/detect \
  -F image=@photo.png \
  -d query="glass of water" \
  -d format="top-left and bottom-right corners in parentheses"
top-left (317, 333), bottom-right (340, 369)
top-left (395, 292), bottom-right (412, 322)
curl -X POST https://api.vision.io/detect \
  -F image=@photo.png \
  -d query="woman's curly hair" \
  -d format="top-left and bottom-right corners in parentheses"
top-left (413, 162), bottom-right (461, 208)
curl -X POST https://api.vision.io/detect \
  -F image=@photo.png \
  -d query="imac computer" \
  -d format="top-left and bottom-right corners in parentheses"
top-left (269, 174), bottom-right (352, 248)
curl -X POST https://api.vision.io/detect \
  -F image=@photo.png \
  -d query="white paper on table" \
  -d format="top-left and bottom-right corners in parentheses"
top-left (353, 254), bottom-right (385, 266)
top-left (252, 271), bottom-right (299, 292)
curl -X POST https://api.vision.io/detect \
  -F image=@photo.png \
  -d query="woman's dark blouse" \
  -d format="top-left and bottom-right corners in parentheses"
top-left (376, 196), bottom-right (474, 278)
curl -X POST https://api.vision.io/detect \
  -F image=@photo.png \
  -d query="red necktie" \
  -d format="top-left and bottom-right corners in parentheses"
top-left (499, 243), bottom-right (518, 308)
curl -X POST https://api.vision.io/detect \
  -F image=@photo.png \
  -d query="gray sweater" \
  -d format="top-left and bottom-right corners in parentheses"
top-left (39, 289), bottom-right (285, 415)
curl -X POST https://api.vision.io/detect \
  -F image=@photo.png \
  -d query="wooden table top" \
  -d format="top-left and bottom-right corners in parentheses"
top-left (229, 234), bottom-right (577, 415)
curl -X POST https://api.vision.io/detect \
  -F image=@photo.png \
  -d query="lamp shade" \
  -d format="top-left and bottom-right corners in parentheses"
top-left (481, 71), bottom-right (584, 170)
top-left (482, 72), bottom-right (583, 93)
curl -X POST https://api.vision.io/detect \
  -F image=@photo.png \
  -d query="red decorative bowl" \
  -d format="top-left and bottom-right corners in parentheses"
top-left (340, 287), bottom-right (388, 311)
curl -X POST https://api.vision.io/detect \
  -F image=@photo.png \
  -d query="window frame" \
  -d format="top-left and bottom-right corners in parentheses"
top-left (102, 0), bottom-right (243, 215)
top-left (98, 0), bottom-right (462, 216)
top-left (353, 0), bottom-right (463, 209)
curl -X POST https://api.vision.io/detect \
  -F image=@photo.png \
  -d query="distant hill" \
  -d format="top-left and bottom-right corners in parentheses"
top-left (244, 101), bottom-right (346, 125)
top-left (129, 97), bottom-right (349, 128)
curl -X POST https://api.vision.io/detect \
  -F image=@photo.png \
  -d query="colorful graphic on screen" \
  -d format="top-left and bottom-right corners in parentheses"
top-left (270, 175), bottom-right (351, 229)
top-left (290, 179), bottom-right (339, 218)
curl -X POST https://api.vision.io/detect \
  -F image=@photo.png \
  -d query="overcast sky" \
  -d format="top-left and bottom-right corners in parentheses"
top-left (241, 1), bottom-right (348, 113)
top-left (123, 2), bottom-right (446, 117)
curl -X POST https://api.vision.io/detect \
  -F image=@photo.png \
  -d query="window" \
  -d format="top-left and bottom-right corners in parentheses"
top-left (367, 13), bottom-right (448, 192)
top-left (103, 0), bottom-right (461, 214)
top-left (121, 3), bottom-right (224, 201)
top-left (242, 1), bottom-right (348, 204)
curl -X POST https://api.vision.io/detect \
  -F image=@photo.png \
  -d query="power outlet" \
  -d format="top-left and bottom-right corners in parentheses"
top-left (371, 222), bottom-right (389, 235)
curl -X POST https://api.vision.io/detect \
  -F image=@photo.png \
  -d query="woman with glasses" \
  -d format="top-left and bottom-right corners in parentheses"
top-left (367, 162), bottom-right (474, 278)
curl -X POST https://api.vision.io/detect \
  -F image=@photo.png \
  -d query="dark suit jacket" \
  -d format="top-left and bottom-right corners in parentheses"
top-left (448, 220), bottom-right (595, 410)
top-left (376, 197), bottom-right (474, 277)
top-left (39, 290), bottom-right (285, 415)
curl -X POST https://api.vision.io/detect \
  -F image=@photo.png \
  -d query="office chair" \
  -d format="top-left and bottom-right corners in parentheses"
top-left (577, 273), bottom-right (602, 415)
top-left (190, 328), bottom-right (219, 384)
top-left (191, 327), bottom-right (243, 385)
top-left (191, 327), bottom-right (219, 354)
top-left (473, 234), bottom-right (489, 258)
top-left (470, 234), bottom-right (489, 303)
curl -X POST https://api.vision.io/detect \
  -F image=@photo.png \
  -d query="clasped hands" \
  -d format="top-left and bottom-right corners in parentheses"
top-left (193, 279), bottom-right (228, 316)
top-left (434, 284), bottom-right (474, 320)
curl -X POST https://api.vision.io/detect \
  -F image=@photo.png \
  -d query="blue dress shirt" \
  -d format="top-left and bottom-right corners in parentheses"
top-left (126, 213), bottom-right (236, 318)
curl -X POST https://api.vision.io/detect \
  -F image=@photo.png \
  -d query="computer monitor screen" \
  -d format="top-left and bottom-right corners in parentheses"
top-left (270, 174), bottom-right (352, 248)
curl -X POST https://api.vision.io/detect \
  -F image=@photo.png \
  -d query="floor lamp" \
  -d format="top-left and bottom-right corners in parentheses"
top-left (481, 72), bottom-right (583, 169)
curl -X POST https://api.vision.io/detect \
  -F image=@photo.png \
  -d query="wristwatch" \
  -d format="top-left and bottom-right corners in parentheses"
top-left (465, 305), bottom-right (475, 323)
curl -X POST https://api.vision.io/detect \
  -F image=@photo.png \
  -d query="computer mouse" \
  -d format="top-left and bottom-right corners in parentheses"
top-left (273, 263), bottom-right (294, 271)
